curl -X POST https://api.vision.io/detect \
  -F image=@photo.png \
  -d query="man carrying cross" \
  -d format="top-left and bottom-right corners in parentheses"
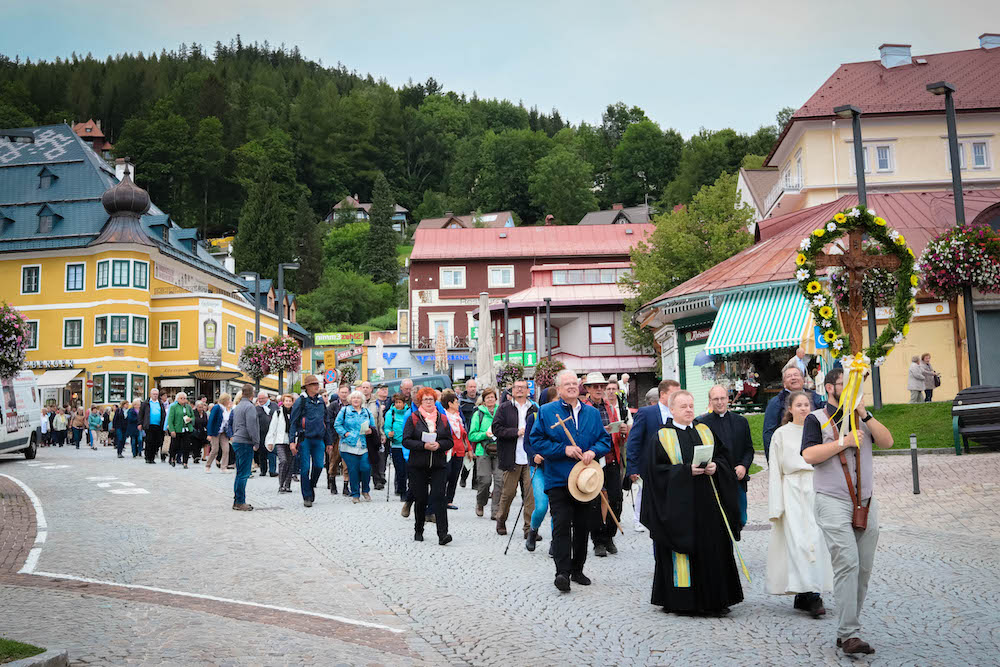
top-left (529, 369), bottom-right (611, 592)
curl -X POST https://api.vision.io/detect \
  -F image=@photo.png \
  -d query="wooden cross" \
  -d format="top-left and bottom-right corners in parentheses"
top-left (813, 229), bottom-right (901, 354)
top-left (550, 413), bottom-right (577, 445)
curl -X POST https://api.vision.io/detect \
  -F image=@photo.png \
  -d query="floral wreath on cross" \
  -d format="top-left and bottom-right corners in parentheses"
top-left (793, 206), bottom-right (919, 367)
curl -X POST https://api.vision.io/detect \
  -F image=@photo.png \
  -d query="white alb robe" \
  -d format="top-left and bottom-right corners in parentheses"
top-left (766, 422), bottom-right (834, 594)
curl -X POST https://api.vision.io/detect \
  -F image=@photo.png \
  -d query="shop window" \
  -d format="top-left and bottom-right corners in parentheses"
top-left (133, 261), bottom-right (149, 289)
top-left (92, 375), bottom-right (106, 404)
top-left (96, 260), bottom-right (109, 288)
top-left (132, 317), bottom-right (147, 345)
top-left (108, 374), bottom-right (128, 404)
top-left (160, 321), bottom-right (179, 350)
top-left (589, 324), bottom-right (614, 345)
top-left (131, 375), bottom-right (147, 402)
top-left (95, 316), bottom-right (108, 344)
top-left (65, 263), bottom-right (85, 291)
top-left (112, 260), bottom-right (130, 287)
top-left (227, 324), bottom-right (236, 353)
top-left (111, 315), bottom-right (129, 344)
top-left (64, 318), bottom-right (83, 348)
top-left (21, 265), bottom-right (40, 294)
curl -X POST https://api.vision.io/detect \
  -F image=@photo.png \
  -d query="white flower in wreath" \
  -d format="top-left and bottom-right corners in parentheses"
top-left (822, 319), bottom-right (832, 328)
top-left (812, 294), bottom-right (826, 307)
top-left (848, 208), bottom-right (861, 218)
top-left (800, 238), bottom-right (811, 251)
top-left (868, 208), bottom-right (876, 215)
top-left (874, 356), bottom-right (886, 367)
top-left (826, 222), bottom-right (837, 232)
top-left (910, 286), bottom-right (919, 296)
top-left (861, 354), bottom-right (871, 366)
top-left (892, 332), bottom-right (904, 344)
top-left (833, 338), bottom-right (844, 350)
top-left (796, 269), bottom-right (810, 281)
top-left (889, 230), bottom-right (900, 241)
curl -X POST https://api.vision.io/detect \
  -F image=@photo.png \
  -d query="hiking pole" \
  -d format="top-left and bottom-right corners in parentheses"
top-left (504, 465), bottom-right (537, 555)
top-left (386, 445), bottom-right (392, 502)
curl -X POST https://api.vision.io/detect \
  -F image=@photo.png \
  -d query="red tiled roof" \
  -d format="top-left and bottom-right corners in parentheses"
top-left (410, 224), bottom-right (654, 261)
top-left (72, 119), bottom-right (105, 139)
top-left (794, 46), bottom-right (1000, 119)
top-left (646, 189), bottom-right (1000, 304)
top-left (416, 211), bottom-right (514, 230)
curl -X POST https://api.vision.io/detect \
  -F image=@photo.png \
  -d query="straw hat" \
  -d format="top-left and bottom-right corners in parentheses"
top-left (568, 460), bottom-right (604, 502)
top-left (583, 371), bottom-right (607, 386)
top-left (302, 374), bottom-right (321, 387)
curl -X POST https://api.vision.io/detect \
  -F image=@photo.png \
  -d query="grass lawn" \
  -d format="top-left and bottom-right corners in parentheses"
top-left (397, 244), bottom-right (412, 267)
top-left (0, 638), bottom-right (44, 663)
top-left (745, 401), bottom-right (953, 451)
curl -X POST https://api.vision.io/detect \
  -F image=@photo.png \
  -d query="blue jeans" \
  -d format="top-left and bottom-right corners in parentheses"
top-left (342, 451), bottom-right (371, 498)
top-left (267, 449), bottom-right (277, 474)
top-left (738, 487), bottom-right (748, 528)
top-left (299, 438), bottom-right (325, 501)
top-left (530, 465), bottom-right (551, 532)
top-left (232, 442), bottom-right (254, 505)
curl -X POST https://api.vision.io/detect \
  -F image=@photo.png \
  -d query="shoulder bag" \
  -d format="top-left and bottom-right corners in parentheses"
top-left (832, 421), bottom-right (869, 531)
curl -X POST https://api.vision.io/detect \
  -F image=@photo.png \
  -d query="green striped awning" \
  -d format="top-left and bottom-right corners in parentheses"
top-left (704, 285), bottom-right (811, 356)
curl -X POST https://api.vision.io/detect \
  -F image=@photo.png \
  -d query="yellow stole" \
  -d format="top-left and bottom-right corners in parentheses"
top-left (657, 424), bottom-right (714, 588)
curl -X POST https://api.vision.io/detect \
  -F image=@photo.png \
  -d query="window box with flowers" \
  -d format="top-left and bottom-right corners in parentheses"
top-left (916, 222), bottom-right (1000, 300)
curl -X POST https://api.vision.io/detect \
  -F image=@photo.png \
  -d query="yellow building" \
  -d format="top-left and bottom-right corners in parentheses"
top-left (1, 124), bottom-right (307, 407)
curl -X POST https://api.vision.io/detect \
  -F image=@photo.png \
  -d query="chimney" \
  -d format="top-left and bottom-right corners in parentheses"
top-left (878, 43), bottom-right (912, 68)
top-left (96, 119), bottom-right (102, 131)
top-left (611, 203), bottom-right (624, 210)
top-left (981, 33), bottom-right (1000, 49)
top-left (115, 157), bottom-right (135, 184)
top-left (443, 210), bottom-right (453, 218)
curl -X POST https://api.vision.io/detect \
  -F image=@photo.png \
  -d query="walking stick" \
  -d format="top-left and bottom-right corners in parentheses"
top-left (550, 415), bottom-right (623, 535)
top-left (385, 444), bottom-right (392, 502)
top-left (504, 464), bottom-right (537, 555)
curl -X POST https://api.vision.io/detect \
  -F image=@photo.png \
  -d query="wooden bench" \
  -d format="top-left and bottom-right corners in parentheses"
top-left (952, 386), bottom-right (1000, 455)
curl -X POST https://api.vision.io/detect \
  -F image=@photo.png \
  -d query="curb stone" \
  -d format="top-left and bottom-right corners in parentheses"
top-left (4, 649), bottom-right (68, 667)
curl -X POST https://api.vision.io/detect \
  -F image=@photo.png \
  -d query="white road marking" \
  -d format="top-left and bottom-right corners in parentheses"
top-left (0, 473), bottom-right (48, 531)
top-left (109, 488), bottom-right (150, 495)
top-left (41, 465), bottom-right (70, 469)
top-left (29, 570), bottom-right (405, 633)
top-left (96, 481), bottom-right (135, 488)
top-left (20, 548), bottom-right (42, 574)
top-left (86, 476), bottom-right (118, 481)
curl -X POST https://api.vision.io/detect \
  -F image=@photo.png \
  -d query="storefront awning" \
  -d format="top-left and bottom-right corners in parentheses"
top-left (35, 369), bottom-right (83, 388)
top-left (704, 285), bottom-right (811, 356)
top-left (188, 370), bottom-right (242, 382)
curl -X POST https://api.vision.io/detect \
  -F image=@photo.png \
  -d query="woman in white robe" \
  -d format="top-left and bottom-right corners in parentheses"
top-left (767, 391), bottom-right (833, 615)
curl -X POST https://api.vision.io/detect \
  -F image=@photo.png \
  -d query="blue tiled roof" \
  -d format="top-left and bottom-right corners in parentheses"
top-left (0, 124), bottom-right (243, 288)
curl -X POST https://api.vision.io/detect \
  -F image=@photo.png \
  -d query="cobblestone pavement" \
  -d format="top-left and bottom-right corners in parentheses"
top-left (1, 446), bottom-right (999, 666)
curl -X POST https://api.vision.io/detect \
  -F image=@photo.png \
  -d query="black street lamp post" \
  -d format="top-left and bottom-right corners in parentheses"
top-left (927, 81), bottom-right (980, 386)
top-left (834, 104), bottom-right (884, 409)
top-left (239, 271), bottom-right (261, 392)
top-left (277, 262), bottom-right (299, 393)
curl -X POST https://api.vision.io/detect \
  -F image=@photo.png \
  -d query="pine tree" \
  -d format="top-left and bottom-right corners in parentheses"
top-left (233, 163), bottom-right (290, 280)
top-left (364, 173), bottom-right (400, 285)
top-left (289, 192), bottom-right (324, 293)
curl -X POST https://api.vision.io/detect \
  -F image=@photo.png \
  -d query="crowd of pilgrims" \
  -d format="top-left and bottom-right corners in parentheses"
top-left (36, 363), bottom-right (889, 654)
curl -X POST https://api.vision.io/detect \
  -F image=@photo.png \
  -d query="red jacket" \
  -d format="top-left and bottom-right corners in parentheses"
top-left (447, 413), bottom-right (471, 457)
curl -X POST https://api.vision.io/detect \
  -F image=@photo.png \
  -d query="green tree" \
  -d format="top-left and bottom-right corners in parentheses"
top-left (190, 116), bottom-right (226, 237)
top-left (114, 98), bottom-right (192, 208)
top-left (623, 172), bottom-right (755, 349)
top-left (660, 127), bottom-right (775, 207)
top-left (289, 193), bottom-right (324, 294)
top-left (412, 189), bottom-right (450, 222)
top-left (324, 221), bottom-right (369, 272)
top-left (609, 120), bottom-right (683, 206)
top-left (296, 267), bottom-right (396, 331)
top-left (776, 106), bottom-right (796, 133)
top-left (233, 163), bottom-right (291, 281)
top-left (741, 154), bottom-right (766, 169)
top-left (528, 146), bottom-right (598, 224)
top-left (474, 129), bottom-right (553, 222)
top-left (601, 102), bottom-right (647, 148)
top-left (365, 173), bottom-right (401, 284)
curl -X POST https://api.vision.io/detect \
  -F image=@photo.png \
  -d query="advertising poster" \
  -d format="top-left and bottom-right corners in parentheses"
top-left (199, 299), bottom-right (223, 367)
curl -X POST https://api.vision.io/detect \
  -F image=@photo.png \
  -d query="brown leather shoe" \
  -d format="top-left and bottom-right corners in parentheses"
top-left (840, 638), bottom-right (875, 655)
top-left (232, 503), bottom-right (254, 511)
top-left (496, 521), bottom-right (507, 536)
top-left (475, 506), bottom-right (484, 517)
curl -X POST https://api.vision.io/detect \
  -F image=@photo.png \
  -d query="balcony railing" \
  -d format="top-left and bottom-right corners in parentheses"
top-left (763, 174), bottom-right (803, 214)
top-left (413, 335), bottom-right (474, 350)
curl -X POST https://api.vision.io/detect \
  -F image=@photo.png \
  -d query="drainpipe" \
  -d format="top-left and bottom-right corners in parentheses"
top-left (503, 299), bottom-right (510, 363)
top-left (544, 297), bottom-right (552, 358)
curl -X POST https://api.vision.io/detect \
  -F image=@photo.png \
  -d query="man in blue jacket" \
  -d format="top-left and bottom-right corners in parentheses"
top-left (762, 367), bottom-right (824, 461)
top-left (290, 374), bottom-right (332, 507)
top-left (529, 369), bottom-right (611, 593)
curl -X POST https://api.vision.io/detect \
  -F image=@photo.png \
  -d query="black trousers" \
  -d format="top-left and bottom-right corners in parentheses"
top-left (143, 426), bottom-right (164, 463)
top-left (169, 431), bottom-right (193, 464)
top-left (594, 461), bottom-right (623, 546)
top-left (548, 486), bottom-right (596, 577)
top-left (408, 465), bottom-right (449, 538)
top-left (367, 433), bottom-right (385, 486)
top-left (445, 455), bottom-right (464, 504)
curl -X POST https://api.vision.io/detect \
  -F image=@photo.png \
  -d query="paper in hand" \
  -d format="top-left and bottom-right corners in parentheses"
top-left (421, 431), bottom-right (437, 444)
top-left (692, 444), bottom-right (714, 468)
top-left (608, 421), bottom-right (624, 434)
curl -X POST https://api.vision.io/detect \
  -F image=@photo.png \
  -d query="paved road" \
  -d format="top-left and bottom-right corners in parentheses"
top-left (1, 446), bottom-right (999, 666)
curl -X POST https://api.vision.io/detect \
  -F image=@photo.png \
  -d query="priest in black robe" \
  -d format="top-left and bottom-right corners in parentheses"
top-left (640, 390), bottom-right (744, 616)
top-left (696, 385), bottom-right (755, 528)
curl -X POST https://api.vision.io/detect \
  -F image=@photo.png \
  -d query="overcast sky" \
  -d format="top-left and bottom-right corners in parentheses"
top-left (6, 0), bottom-right (1000, 136)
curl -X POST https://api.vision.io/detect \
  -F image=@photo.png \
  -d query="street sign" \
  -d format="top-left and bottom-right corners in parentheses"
top-left (314, 331), bottom-right (365, 346)
top-left (526, 379), bottom-right (535, 397)
top-left (492, 351), bottom-right (538, 367)
top-left (324, 350), bottom-right (338, 372)
top-left (86, 379), bottom-right (94, 387)
top-left (813, 325), bottom-right (829, 349)
top-left (324, 369), bottom-right (338, 384)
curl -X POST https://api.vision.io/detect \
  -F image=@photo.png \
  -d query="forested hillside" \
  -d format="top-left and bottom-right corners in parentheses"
top-left (0, 38), bottom-right (782, 235)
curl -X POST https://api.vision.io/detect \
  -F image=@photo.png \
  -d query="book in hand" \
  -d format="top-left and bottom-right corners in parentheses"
top-left (692, 444), bottom-right (714, 468)
top-left (607, 420), bottom-right (624, 434)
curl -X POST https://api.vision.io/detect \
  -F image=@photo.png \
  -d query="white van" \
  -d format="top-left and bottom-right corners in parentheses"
top-left (1, 370), bottom-right (40, 459)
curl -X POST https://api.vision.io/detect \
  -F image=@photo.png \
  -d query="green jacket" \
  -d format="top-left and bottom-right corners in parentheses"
top-left (468, 404), bottom-right (498, 457)
top-left (167, 402), bottom-right (194, 434)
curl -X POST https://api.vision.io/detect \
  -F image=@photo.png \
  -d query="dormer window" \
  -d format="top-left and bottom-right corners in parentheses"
top-left (38, 167), bottom-right (57, 190)
top-left (37, 205), bottom-right (61, 233)
top-left (85, 127), bottom-right (92, 133)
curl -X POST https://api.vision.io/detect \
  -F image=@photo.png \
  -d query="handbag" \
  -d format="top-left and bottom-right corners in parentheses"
top-left (933, 373), bottom-right (941, 388)
top-left (832, 421), bottom-right (869, 531)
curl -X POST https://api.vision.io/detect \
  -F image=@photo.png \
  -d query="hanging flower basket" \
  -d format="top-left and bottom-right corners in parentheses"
top-left (338, 363), bottom-right (358, 386)
top-left (238, 341), bottom-right (270, 381)
top-left (264, 336), bottom-right (302, 374)
top-left (916, 222), bottom-right (1000, 300)
top-left (0, 303), bottom-right (31, 379)
top-left (533, 357), bottom-right (565, 390)
top-left (829, 239), bottom-right (899, 310)
top-left (496, 361), bottom-right (525, 389)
